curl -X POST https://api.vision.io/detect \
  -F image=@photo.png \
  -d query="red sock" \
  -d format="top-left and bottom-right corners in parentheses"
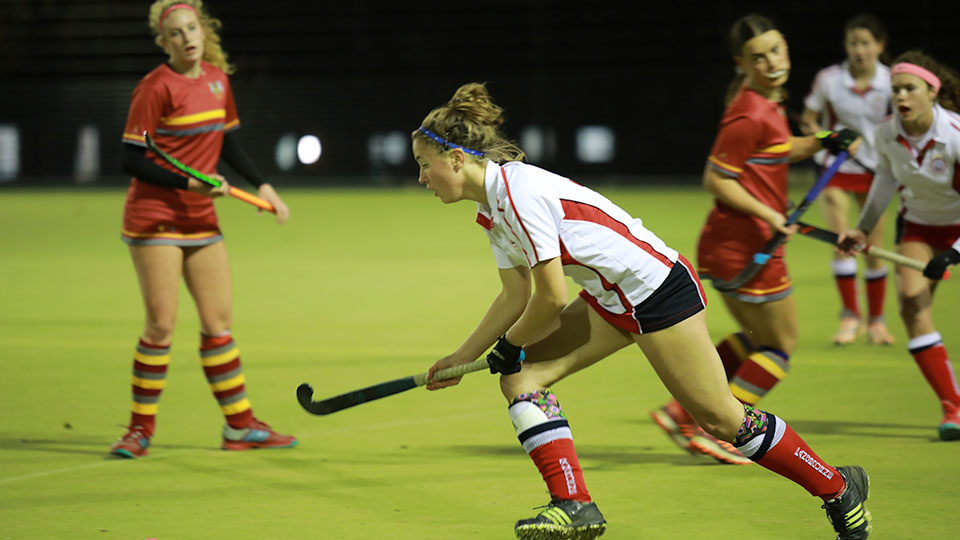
top-left (130, 339), bottom-right (170, 436)
top-left (529, 439), bottom-right (591, 502)
top-left (832, 259), bottom-right (860, 318)
top-left (716, 333), bottom-right (752, 381)
top-left (200, 333), bottom-right (254, 428)
top-left (735, 408), bottom-right (844, 499)
top-left (729, 348), bottom-right (789, 406)
top-left (910, 340), bottom-right (960, 411)
top-left (864, 269), bottom-right (888, 321)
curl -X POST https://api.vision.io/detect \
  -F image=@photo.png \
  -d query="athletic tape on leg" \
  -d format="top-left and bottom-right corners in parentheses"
top-left (510, 390), bottom-right (572, 454)
top-left (733, 405), bottom-right (785, 460)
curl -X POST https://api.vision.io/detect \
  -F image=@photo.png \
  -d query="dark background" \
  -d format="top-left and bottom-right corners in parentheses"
top-left (1, 0), bottom-right (958, 186)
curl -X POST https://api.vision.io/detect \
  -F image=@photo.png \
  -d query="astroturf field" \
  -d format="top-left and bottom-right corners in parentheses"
top-left (1, 182), bottom-right (958, 539)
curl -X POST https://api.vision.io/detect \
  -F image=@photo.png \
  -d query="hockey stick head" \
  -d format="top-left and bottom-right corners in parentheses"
top-left (296, 383), bottom-right (317, 411)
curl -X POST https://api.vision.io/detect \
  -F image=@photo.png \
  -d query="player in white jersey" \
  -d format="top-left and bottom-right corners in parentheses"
top-left (414, 81), bottom-right (870, 540)
top-left (840, 51), bottom-right (960, 441)
top-left (800, 14), bottom-right (895, 345)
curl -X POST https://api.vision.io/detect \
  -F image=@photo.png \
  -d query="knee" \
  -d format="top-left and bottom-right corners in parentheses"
top-left (143, 316), bottom-right (175, 345)
top-left (898, 294), bottom-right (925, 322)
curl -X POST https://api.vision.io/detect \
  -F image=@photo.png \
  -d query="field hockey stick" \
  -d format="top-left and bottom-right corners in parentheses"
top-left (297, 358), bottom-right (490, 415)
top-left (713, 151), bottom-right (849, 292)
top-left (142, 131), bottom-right (276, 213)
top-left (795, 221), bottom-right (943, 276)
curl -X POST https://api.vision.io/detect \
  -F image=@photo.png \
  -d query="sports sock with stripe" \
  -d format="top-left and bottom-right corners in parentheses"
top-left (864, 267), bottom-right (888, 322)
top-left (200, 333), bottom-right (254, 429)
top-left (733, 405), bottom-right (845, 500)
top-left (729, 347), bottom-right (789, 405)
top-left (509, 389), bottom-right (591, 502)
top-left (832, 258), bottom-right (860, 319)
top-left (716, 332), bottom-right (753, 380)
top-left (129, 339), bottom-right (170, 436)
top-left (908, 332), bottom-right (960, 413)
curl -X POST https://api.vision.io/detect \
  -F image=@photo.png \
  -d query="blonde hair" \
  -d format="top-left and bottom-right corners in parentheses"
top-left (412, 83), bottom-right (525, 164)
top-left (149, 0), bottom-right (234, 74)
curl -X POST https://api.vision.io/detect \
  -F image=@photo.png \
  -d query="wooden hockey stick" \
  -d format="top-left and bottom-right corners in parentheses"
top-left (796, 221), bottom-right (936, 273)
top-left (143, 131), bottom-right (275, 213)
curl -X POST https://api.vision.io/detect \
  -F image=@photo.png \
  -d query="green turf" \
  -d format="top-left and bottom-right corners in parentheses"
top-left (1, 184), bottom-right (958, 539)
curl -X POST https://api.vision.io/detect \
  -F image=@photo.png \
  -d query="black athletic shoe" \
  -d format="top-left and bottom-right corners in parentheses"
top-left (822, 466), bottom-right (872, 539)
top-left (514, 498), bottom-right (606, 540)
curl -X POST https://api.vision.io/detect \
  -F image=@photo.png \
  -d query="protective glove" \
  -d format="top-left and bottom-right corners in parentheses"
top-left (923, 248), bottom-right (960, 280)
top-left (486, 335), bottom-right (524, 375)
top-left (816, 129), bottom-right (859, 154)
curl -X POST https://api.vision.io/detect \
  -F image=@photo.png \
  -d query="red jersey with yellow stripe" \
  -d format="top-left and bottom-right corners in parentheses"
top-left (697, 85), bottom-right (794, 301)
top-left (121, 61), bottom-right (239, 246)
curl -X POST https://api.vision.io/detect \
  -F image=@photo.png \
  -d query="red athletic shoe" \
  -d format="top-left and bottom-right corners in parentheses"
top-left (689, 429), bottom-right (753, 465)
top-left (222, 418), bottom-right (298, 450)
top-left (110, 425), bottom-right (151, 458)
top-left (650, 399), bottom-right (698, 453)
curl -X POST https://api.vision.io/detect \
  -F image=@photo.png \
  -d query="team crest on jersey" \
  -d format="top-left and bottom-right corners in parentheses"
top-left (930, 155), bottom-right (947, 174)
top-left (208, 81), bottom-right (225, 99)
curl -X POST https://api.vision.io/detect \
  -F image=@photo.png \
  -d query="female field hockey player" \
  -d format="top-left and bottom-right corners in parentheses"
top-left (415, 82), bottom-right (871, 540)
top-left (800, 14), bottom-right (895, 345)
top-left (110, 0), bottom-right (296, 458)
top-left (839, 51), bottom-right (960, 441)
top-left (652, 14), bottom-right (861, 465)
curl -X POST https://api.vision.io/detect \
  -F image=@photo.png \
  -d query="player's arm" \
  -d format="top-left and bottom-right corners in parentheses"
top-left (426, 265), bottom-right (530, 389)
top-left (839, 160), bottom-right (898, 254)
top-left (220, 132), bottom-right (290, 222)
top-left (799, 108), bottom-right (822, 136)
top-left (121, 143), bottom-right (226, 195)
top-left (703, 165), bottom-right (793, 235)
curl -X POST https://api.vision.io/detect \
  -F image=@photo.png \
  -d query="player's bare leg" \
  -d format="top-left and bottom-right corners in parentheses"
top-left (635, 311), bottom-right (871, 538)
top-left (856, 192), bottom-right (894, 345)
top-left (896, 241), bottom-right (960, 440)
top-left (110, 245), bottom-right (184, 458)
top-left (183, 242), bottom-right (297, 450)
top-left (822, 186), bottom-right (864, 344)
top-left (501, 297), bottom-right (630, 540)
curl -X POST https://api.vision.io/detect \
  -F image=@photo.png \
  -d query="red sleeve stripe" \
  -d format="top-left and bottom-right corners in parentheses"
top-left (501, 168), bottom-right (540, 264)
top-left (476, 212), bottom-right (494, 230)
top-left (560, 241), bottom-right (633, 311)
top-left (560, 199), bottom-right (674, 267)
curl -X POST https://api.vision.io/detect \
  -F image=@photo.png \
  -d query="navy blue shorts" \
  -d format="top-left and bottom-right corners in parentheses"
top-left (632, 255), bottom-right (707, 333)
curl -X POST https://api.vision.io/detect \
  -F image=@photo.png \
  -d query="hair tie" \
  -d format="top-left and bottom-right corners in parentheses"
top-left (891, 62), bottom-right (941, 94)
top-left (417, 127), bottom-right (485, 157)
top-left (158, 3), bottom-right (197, 33)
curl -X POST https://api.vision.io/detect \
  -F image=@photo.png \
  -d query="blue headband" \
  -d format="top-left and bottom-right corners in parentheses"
top-left (417, 127), bottom-right (485, 157)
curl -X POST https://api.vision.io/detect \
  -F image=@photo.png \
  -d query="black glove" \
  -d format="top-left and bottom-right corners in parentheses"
top-left (923, 248), bottom-right (960, 280)
top-left (816, 129), bottom-right (859, 154)
top-left (486, 335), bottom-right (525, 374)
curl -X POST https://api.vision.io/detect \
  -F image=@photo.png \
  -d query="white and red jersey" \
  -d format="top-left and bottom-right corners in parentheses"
top-left (804, 61), bottom-right (891, 173)
top-left (476, 161), bottom-right (679, 321)
top-left (866, 104), bottom-right (960, 227)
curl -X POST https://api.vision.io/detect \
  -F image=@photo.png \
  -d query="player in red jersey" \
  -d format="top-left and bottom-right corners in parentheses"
top-left (110, 0), bottom-right (296, 458)
top-left (800, 14), bottom-right (895, 345)
top-left (651, 15), bottom-right (864, 469)
top-left (417, 81), bottom-right (870, 540)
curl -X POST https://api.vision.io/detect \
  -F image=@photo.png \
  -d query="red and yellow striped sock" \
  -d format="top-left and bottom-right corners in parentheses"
top-left (729, 348), bottom-right (789, 406)
top-left (864, 268), bottom-right (888, 321)
top-left (716, 332), bottom-right (753, 380)
top-left (200, 333), bottom-right (253, 429)
top-left (130, 339), bottom-right (170, 436)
